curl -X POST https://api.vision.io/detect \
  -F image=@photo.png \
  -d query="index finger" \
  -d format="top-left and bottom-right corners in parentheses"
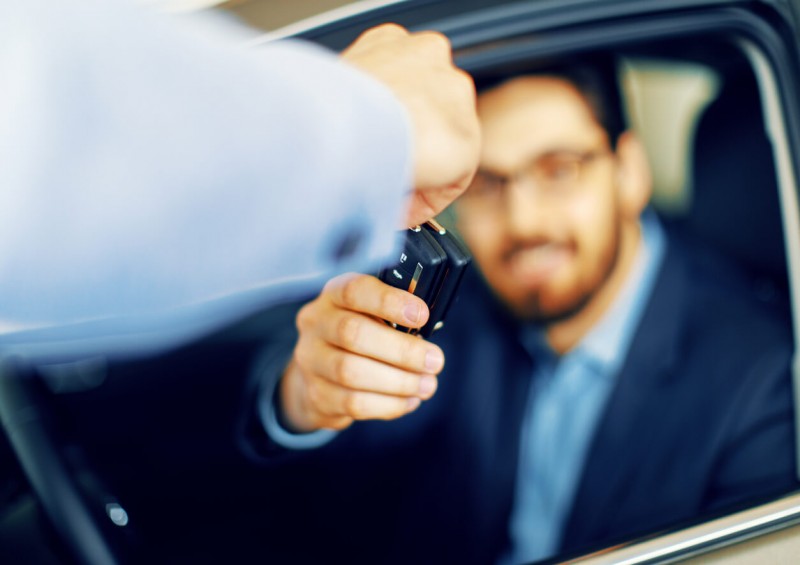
top-left (324, 273), bottom-right (430, 329)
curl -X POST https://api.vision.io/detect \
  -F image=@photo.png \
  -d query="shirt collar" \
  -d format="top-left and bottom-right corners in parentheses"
top-left (518, 210), bottom-right (667, 376)
top-left (575, 210), bottom-right (666, 375)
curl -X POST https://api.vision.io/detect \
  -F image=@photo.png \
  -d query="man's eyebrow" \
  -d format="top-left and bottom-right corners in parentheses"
top-left (535, 146), bottom-right (605, 156)
top-left (479, 146), bottom-right (607, 174)
top-left (476, 166), bottom-right (505, 176)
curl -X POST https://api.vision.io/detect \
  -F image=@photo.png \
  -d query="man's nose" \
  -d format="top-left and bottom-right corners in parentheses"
top-left (505, 180), bottom-right (557, 238)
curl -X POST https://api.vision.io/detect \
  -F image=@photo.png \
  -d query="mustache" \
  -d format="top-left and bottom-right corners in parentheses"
top-left (500, 238), bottom-right (575, 263)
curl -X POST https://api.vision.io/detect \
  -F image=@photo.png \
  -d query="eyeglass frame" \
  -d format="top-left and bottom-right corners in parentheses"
top-left (459, 147), bottom-right (615, 207)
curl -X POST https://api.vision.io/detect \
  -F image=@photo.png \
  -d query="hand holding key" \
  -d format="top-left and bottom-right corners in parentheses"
top-left (279, 273), bottom-right (445, 433)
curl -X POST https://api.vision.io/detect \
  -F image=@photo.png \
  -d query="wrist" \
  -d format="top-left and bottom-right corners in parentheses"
top-left (278, 362), bottom-right (318, 434)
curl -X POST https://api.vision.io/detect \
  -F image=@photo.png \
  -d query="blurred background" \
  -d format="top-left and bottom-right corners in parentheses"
top-left (222, 0), bottom-right (356, 30)
top-left (151, 0), bottom-right (357, 30)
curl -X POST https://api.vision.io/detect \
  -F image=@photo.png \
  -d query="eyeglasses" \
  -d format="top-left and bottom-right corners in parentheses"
top-left (461, 148), bottom-right (612, 206)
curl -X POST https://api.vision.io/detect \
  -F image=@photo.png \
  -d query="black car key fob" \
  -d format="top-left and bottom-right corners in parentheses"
top-left (378, 219), bottom-right (471, 338)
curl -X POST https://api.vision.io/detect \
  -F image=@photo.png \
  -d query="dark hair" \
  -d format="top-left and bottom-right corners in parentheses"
top-left (473, 53), bottom-right (628, 148)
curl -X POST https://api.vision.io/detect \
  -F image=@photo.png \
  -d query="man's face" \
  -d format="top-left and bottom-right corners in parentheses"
top-left (456, 76), bottom-right (643, 323)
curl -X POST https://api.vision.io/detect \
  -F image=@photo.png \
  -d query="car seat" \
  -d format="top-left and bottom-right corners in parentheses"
top-left (678, 57), bottom-right (791, 327)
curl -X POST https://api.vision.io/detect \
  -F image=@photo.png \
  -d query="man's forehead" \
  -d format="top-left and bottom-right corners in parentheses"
top-left (478, 75), bottom-right (596, 126)
top-left (477, 75), bottom-right (609, 169)
top-left (479, 75), bottom-right (578, 103)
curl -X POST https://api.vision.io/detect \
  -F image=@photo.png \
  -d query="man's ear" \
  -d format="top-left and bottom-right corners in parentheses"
top-left (615, 130), bottom-right (652, 218)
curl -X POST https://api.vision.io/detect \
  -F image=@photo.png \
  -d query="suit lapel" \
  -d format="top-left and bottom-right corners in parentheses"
top-left (559, 242), bottom-right (687, 552)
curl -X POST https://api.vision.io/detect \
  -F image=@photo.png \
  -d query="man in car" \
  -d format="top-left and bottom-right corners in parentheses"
top-left (250, 56), bottom-right (797, 564)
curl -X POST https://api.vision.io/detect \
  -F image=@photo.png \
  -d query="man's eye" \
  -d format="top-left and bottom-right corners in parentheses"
top-left (470, 174), bottom-right (505, 197)
top-left (540, 157), bottom-right (579, 183)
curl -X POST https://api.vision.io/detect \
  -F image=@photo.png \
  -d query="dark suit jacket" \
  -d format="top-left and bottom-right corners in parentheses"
top-left (245, 231), bottom-right (798, 564)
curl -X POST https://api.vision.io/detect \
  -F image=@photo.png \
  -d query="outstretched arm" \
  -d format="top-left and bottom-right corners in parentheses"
top-left (0, 3), bottom-right (478, 353)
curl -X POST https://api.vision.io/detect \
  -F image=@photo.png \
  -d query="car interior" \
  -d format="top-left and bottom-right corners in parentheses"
top-left (1, 1), bottom-right (799, 563)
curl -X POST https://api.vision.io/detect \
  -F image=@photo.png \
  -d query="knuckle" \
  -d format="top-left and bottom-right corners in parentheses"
top-left (418, 30), bottom-right (451, 52)
top-left (305, 379), bottom-right (325, 411)
top-left (379, 400), bottom-right (409, 421)
top-left (404, 374), bottom-right (420, 396)
top-left (339, 276), bottom-right (363, 308)
top-left (343, 393), bottom-right (364, 419)
top-left (375, 22), bottom-right (407, 36)
top-left (455, 69), bottom-right (477, 96)
top-left (322, 276), bottom-right (340, 293)
top-left (399, 337), bottom-right (422, 368)
top-left (333, 352), bottom-right (356, 385)
top-left (335, 315), bottom-right (361, 349)
top-left (325, 417), bottom-right (352, 431)
top-left (292, 342), bottom-right (311, 370)
top-left (379, 289), bottom-right (401, 318)
top-left (338, 363), bottom-right (361, 389)
top-left (295, 304), bottom-right (314, 332)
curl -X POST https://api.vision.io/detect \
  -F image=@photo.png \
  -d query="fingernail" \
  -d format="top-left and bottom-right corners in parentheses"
top-left (406, 397), bottom-right (421, 412)
top-left (425, 349), bottom-right (444, 372)
top-left (418, 375), bottom-right (437, 397)
top-left (404, 303), bottom-right (422, 324)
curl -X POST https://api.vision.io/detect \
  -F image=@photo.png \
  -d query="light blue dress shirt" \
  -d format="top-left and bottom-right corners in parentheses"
top-left (502, 212), bottom-right (667, 564)
top-left (0, 0), bottom-right (412, 357)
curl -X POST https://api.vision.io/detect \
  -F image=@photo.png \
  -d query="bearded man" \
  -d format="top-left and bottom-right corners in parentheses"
top-left (249, 57), bottom-right (797, 565)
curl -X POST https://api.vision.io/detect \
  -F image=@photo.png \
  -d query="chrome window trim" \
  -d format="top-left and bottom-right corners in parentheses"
top-left (740, 38), bottom-right (800, 484)
top-left (569, 492), bottom-right (800, 564)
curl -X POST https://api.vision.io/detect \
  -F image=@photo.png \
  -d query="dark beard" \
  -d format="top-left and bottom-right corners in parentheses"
top-left (503, 219), bottom-right (623, 325)
top-left (516, 288), bottom-right (595, 325)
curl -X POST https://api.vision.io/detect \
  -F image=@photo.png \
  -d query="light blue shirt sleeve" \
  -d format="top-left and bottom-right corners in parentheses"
top-left (256, 350), bottom-right (338, 450)
top-left (0, 1), bottom-right (412, 354)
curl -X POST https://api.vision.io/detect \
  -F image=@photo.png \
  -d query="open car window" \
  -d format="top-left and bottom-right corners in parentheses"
top-left (451, 17), bottom-right (799, 562)
top-left (449, 4), bottom-right (800, 561)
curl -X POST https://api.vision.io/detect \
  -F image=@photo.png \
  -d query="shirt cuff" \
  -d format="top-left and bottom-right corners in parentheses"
top-left (257, 358), bottom-right (337, 450)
